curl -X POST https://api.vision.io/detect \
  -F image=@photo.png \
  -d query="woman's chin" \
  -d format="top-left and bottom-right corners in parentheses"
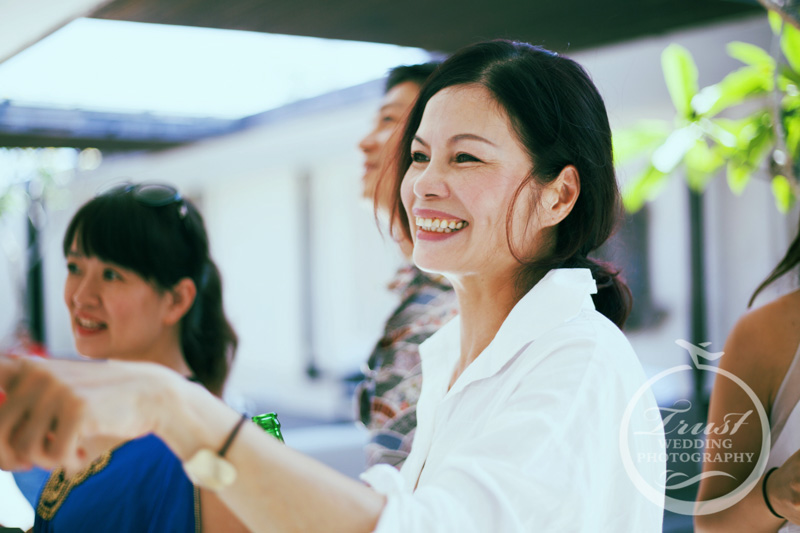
top-left (411, 255), bottom-right (449, 276)
top-left (74, 343), bottom-right (110, 361)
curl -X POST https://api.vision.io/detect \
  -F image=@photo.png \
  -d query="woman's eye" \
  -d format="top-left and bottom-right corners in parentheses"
top-left (411, 151), bottom-right (430, 163)
top-left (102, 269), bottom-right (122, 281)
top-left (381, 115), bottom-right (396, 124)
top-left (455, 153), bottom-right (480, 163)
top-left (66, 262), bottom-right (79, 275)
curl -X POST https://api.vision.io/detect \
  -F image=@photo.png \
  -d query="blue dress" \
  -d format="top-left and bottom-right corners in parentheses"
top-left (12, 467), bottom-right (50, 507)
top-left (34, 434), bottom-right (196, 532)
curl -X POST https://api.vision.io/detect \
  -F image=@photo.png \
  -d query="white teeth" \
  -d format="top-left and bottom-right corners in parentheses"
top-left (415, 216), bottom-right (469, 233)
top-left (77, 317), bottom-right (103, 328)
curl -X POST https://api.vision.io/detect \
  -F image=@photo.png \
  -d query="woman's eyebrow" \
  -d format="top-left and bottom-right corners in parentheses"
top-left (380, 102), bottom-right (405, 113)
top-left (450, 133), bottom-right (496, 146)
top-left (413, 133), bottom-right (497, 147)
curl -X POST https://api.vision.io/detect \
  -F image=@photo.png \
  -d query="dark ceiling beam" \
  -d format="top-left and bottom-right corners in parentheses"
top-left (0, 80), bottom-right (381, 150)
top-left (0, 101), bottom-right (242, 150)
top-left (89, 0), bottom-right (763, 53)
top-left (0, 133), bottom-right (182, 151)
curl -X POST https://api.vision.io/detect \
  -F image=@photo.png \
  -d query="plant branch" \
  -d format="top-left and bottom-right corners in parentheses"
top-left (767, 15), bottom-right (798, 191)
top-left (758, 0), bottom-right (800, 31)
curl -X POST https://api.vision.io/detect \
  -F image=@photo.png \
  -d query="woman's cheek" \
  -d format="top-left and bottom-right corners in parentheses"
top-left (400, 173), bottom-right (415, 212)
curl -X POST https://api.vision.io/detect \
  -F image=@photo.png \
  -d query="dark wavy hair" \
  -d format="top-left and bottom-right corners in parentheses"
top-left (389, 40), bottom-right (632, 327)
top-left (385, 62), bottom-right (441, 92)
top-left (749, 215), bottom-right (800, 306)
top-left (62, 184), bottom-right (237, 395)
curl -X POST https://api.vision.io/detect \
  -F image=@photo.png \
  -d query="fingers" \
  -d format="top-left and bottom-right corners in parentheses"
top-left (0, 357), bottom-right (84, 471)
top-left (0, 357), bottom-right (34, 469)
top-left (47, 392), bottom-right (86, 473)
top-left (14, 376), bottom-right (83, 468)
top-left (0, 356), bottom-right (175, 472)
top-left (6, 367), bottom-right (55, 466)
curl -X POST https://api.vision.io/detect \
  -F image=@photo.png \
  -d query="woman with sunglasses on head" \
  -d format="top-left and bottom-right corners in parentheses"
top-left (32, 183), bottom-right (248, 532)
top-left (0, 41), bottom-right (664, 532)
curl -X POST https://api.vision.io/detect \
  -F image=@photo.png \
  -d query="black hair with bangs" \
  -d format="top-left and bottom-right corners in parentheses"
top-left (62, 186), bottom-right (237, 395)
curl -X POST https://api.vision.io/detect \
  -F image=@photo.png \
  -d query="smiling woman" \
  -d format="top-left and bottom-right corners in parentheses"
top-left (32, 183), bottom-right (248, 532)
top-left (0, 41), bottom-right (664, 532)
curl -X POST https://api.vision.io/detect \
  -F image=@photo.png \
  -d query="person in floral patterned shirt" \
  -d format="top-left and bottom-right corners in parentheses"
top-left (356, 62), bottom-right (458, 468)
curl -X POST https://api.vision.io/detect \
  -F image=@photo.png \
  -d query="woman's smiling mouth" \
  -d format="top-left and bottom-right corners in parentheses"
top-left (414, 216), bottom-right (468, 233)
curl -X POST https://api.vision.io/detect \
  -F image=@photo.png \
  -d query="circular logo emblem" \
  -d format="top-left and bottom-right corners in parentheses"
top-left (619, 339), bottom-right (771, 516)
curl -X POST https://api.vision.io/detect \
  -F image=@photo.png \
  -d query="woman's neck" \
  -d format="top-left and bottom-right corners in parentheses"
top-left (155, 346), bottom-right (193, 378)
top-left (119, 334), bottom-right (193, 379)
top-left (447, 273), bottom-right (521, 389)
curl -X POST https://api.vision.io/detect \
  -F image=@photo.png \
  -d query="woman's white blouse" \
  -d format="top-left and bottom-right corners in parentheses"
top-left (361, 269), bottom-right (666, 532)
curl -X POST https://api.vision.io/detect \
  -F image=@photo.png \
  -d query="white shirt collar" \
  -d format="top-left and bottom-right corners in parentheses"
top-left (419, 268), bottom-right (598, 397)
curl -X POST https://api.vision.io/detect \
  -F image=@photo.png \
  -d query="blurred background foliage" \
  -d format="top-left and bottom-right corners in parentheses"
top-left (614, 11), bottom-right (800, 214)
top-left (0, 147), bottom-right (99, 343)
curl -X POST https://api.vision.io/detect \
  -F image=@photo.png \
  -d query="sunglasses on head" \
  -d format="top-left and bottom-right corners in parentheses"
top-left (98, 182), bottom-right (188, 217)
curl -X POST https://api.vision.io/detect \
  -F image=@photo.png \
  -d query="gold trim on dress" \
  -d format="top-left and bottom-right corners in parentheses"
top-left (194, 485), bottom-right (202, 533)
top-left (37, 451), bottom-right (113, 521)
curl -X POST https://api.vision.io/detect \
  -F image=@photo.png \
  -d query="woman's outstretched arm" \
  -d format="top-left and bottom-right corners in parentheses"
top-left (0, 357), bottom-right (385, 533)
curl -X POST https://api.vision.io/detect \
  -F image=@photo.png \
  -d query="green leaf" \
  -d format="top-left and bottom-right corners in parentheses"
top-left (781, 65), bottom-right (800, 88)
top-left (727, 42), bottom-right (776, 69)
top-left (726, 161), bottom-right (752, 195)
top-left (684, 139), bottom-right (725, 181)
top-left (742, 116), bottom-right (774, 167)
top-left (701, 66), bottom-right (772, 117)
top-left (786, 115), bottom-right (800, 157)
top-left (769, 10), bottom-right (783, 35)
top-left (612, 121), bottom-right (671, 164)
top-left (771, 175), bottom-right (797, 213)
top-left (651, 124), bottom-right (703, 173)
top-left (725, 111), bottom-right (770, 145)
top-left (698, 118), bottom-right (737, 149)
top-left (784, 91), bottom-right (800, 113)
top-left (622, 165), bottom-right (669, 213)
top-left (685, 140), bottom-right (724, 191)
top-left (713, 116), bottom-right (750, 137)
top-left (662, 44), bottom-right (699, 120)
top-left (782, 21), bottom-right (800, 74)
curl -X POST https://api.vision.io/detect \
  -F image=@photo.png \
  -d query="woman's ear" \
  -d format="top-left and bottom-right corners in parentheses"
top-left (540, 165), bottom-right (580, 228)
top-left (163, 278), bottom-right (197, 326)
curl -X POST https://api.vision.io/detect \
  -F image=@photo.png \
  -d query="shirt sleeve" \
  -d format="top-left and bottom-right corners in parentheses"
top-left (361, 325), bottom-right (655, 533)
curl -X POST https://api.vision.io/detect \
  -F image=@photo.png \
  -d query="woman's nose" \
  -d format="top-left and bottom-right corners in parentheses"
top-left (359, 128), bottom-right (379, 154)
top-left (71, 277), bottom-right (100, 308)
top-left (412, 160), bottom-right (450, 199)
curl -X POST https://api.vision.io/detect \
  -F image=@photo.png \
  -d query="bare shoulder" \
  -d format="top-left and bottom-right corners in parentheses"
top-left (721, 289), bottom-right (800, 399)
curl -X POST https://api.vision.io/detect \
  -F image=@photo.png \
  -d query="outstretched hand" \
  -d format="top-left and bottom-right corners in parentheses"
top-left (0, 356), bottom-right (177, 473)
